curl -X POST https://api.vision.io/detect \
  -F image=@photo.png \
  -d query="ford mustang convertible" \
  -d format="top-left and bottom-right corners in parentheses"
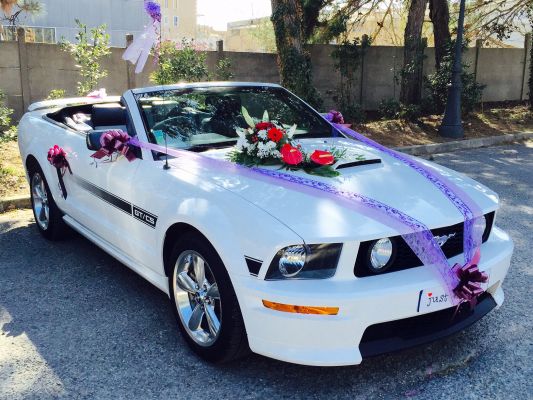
top-left (18, 83), bottom-right (513, 366)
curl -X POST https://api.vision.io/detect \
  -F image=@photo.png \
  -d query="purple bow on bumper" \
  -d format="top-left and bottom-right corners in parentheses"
top-left (452, 250), bottom-right (488, 308)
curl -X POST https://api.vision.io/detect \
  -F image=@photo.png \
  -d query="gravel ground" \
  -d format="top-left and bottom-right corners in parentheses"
top-left (0, 143), bottom-right (531, 400)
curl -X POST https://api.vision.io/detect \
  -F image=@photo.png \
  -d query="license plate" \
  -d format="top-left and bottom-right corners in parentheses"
top-left (417, 272), bottom-right (490, 313)
top-left (417, 288), bottom-right (451, 313)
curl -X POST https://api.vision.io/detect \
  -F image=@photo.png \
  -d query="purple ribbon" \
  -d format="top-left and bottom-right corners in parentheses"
top-left (331, 123), bottom-right (485, 265)
top-left (128, 137), bottom-right (469, 304)
top-left (47, 145), bottom-right (72, 198)
top-left (92, 130), bottom-right (136, 162)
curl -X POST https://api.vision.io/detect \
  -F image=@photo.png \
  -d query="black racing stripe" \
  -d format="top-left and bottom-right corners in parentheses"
top-left (74, 176), bottom-right (132, 215)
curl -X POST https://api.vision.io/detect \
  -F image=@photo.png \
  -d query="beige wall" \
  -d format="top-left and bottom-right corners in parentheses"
top-left (1, 39), bottom-right (530, 120)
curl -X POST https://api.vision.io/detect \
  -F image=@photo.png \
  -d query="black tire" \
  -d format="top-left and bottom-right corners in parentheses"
top-left (28, 164), bottom-right (69, 240)
top-left (168, 232), bottom-right (250, 363)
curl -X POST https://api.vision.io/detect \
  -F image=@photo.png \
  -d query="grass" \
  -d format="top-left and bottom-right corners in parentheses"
top-left (0, 140), bottom-right (27, 199)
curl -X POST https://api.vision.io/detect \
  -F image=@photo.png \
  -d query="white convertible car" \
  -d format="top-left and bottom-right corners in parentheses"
top-left (18, 83), bottom-right (513, 366)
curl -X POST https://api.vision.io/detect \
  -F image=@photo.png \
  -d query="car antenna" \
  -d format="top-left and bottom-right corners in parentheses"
top-left (163, 131), bottom-right (170, 170)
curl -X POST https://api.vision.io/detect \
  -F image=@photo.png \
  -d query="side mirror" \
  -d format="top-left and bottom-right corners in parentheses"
top-left (86, 131), bottom-right (103, 151)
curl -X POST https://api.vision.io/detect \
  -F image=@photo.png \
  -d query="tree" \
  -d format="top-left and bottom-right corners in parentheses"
top-left (0, 0), bottom-right (42, 26)
top-left (400, 0), bottom-right (427, 105)
top-left (150, 39), bottom-right (210, 85)
top-left (60, 20), bottom-right (111, 96)
top-left (271, 0), bottom-right (322, 108)
top-left (429, 0), bottom-right (450, 69)
top-left (465, 0), bottom-right (531, 43)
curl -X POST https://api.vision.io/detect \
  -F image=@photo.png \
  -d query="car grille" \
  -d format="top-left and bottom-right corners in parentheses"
top-left (354, 212), bottom-right (495, 277)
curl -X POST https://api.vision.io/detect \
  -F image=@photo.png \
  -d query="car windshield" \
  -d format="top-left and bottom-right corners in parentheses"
top-left (134, 85), bottom-right (333, 151)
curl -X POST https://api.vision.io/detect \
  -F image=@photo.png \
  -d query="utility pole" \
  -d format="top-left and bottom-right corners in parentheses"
top-left (439, 0), bottom-right (466, 138)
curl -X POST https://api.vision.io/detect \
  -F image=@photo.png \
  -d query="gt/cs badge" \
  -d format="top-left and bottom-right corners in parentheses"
top-left (132, 206), bottom-right (157, 228)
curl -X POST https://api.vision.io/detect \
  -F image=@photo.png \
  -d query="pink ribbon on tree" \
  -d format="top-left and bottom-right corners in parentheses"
top-left (91, 130), bottom-right (136, 162)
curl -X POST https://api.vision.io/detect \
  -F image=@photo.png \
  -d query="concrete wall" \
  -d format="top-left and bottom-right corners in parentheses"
top-left (1, 36), bottom-right (530, 121)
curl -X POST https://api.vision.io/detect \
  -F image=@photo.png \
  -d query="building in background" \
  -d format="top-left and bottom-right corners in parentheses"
top-left (196, 24), bottom-right (225, 50)
top-left (225, 17), bottom-right (275, 52)
top-left (0, 0), bottom-right (197, 47)
top-left (160, 0), bottom-right (197, 42)
top-left (10, 0), bottom-right (150, 47)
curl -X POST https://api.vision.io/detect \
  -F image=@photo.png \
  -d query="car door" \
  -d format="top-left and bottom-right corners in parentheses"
top-left (52, 101), bottom-right (141, 253)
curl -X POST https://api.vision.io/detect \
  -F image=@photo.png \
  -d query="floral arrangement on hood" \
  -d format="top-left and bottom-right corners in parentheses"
top-left (228, 107), bottom-right (346, 177)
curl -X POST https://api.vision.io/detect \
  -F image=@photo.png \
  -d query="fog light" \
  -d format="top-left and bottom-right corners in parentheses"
top-left (279, 245), bottom-right (307, 277)
top-left (369, 238), bottom-right (394, 272)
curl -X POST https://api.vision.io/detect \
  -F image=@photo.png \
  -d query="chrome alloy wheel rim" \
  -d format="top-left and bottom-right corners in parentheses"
top-left (173, 250), bottom-right (221, 346)
top-left (31, 173), bottom-right (49, 230)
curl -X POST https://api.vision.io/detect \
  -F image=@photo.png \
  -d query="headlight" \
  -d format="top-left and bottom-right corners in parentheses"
top-left (368, 238), bottom-right (395, 273)
top-left (266, 243), bottom-right (343, 280)
top-left (279, 245), bottom-right (307, 277)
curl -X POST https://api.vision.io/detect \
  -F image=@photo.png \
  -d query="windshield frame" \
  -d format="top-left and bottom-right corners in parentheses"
top-left (133, 83), bottom-right (335, 156)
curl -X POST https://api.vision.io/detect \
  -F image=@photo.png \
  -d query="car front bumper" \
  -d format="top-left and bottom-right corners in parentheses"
top-left (237, 226), bottom-right (513, 366)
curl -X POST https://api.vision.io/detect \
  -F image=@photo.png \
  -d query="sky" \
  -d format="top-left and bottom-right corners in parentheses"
top-left (197, 0), bottom-right (271, 31)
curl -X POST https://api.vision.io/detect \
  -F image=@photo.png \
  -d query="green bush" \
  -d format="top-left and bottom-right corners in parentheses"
top-left (215, 57), bottom-right (234, 81)
top-left (60, 20), bottom-right (111, 96)
top-left (378, 98), bottom-right (421, 122)
top-left (330, 37), bottom-right (371, 124)
top-left (151, 39), bottom-right (210, 85)
top-left (423, 40), bottom-right (485, 115)
top-left (378, 98), bottom-right (401, 119)
top-left (46, 89), bottom-right (66, 100)
top-left (0, 90), bottom-right (14, 134)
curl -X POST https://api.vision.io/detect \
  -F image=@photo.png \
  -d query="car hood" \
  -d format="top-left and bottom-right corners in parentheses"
top-left (171, 137), bottom-right (499, 243)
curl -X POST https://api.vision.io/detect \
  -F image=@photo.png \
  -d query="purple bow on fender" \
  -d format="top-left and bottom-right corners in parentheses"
top-left (47, 145), bottom-right (72, 198)
top-left (91, 130), bottom-right (137, 162)
top-left (451, 250), bottom-right (488, 308)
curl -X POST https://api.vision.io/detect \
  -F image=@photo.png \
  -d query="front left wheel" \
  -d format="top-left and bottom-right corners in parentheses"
top-left (29, 166), bottom-right (69, 240)
top-left (168, 232), bottom-right (249, 363)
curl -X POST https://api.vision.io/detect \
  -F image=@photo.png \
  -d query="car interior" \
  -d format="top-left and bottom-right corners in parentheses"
top-left (47, 101), bottom-right (135, 152)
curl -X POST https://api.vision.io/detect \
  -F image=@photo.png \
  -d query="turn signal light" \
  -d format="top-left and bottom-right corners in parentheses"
top-left (262, 300), bottom-right (339, 315)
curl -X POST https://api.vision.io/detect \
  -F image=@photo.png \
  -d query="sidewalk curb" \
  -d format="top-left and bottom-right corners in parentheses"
top-left (0, 132), bottom-right (531, 212)
top-left (396, 131), bottom-right (533, 156)
top-left (0, 195), bottom-right (31, 213)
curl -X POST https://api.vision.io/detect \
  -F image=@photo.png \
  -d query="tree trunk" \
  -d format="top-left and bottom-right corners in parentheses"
top-left (400, 0), bottom-right (428, 105)
top-left (429, 0), bottom-right (451, 70)
top-left (271, 0), bottom-right (322, 108)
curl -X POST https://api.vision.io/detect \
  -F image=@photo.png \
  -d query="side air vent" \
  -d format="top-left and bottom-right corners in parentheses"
top-left (245, 257), bottom-right (263, 276)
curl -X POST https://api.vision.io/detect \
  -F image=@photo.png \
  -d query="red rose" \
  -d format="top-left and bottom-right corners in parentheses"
top-left (251, 135), bottom-right (258, 143)
top-left (255, 122), bottom-right (275, 131)
top-left (310, 150), bottom-right (335, 166)
top-left (281, 143), bottom-right (303, 165)
top-left (267, 127), bottom-right (283, 143)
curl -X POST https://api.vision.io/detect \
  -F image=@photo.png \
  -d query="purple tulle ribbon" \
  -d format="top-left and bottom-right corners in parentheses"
top-left (92, 130), bottom-right (136, 162)
top-left (331, 123), bottom-right (485, 265)
top-left (122, 1), bottom-right (161, 74)
top-left (144, 1), bottom-right (161, 22)
top-left (127, 137), bottom-right (468, 304)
